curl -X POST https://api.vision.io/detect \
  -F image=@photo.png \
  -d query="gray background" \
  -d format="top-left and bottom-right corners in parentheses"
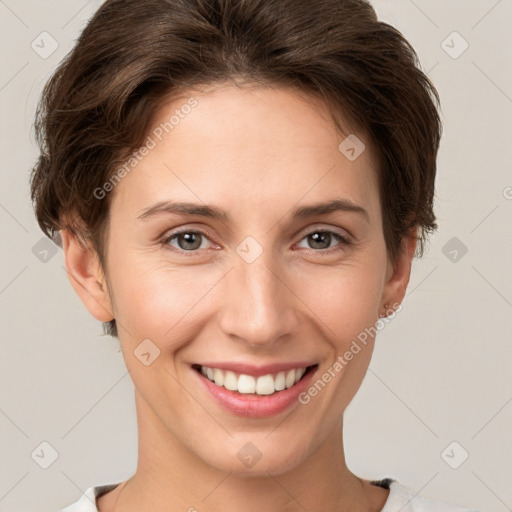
top-left (1, 1), bottom-right (511, 510)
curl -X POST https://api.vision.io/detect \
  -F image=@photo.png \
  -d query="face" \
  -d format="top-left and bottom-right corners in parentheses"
top-left (65, 82), bottom-right (413, 476)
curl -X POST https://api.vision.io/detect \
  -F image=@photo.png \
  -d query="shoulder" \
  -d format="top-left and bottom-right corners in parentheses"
top-left (382, 479), bottom-right (484, 512)
top-left (59, 482), bottom-right (122, 512)
top-left (58, 479), bottom-right (484, 512)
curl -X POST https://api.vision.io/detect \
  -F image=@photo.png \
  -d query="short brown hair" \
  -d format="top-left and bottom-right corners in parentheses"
top-left (30, 0), bottom-right (442, 339)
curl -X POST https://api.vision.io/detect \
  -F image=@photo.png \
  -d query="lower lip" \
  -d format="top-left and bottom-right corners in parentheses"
top-left (192, 365), bottom-right (318, 418)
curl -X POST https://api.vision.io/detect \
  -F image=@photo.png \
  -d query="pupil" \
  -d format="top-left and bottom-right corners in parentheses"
top-left (180, 232), bottom-right (201, 250)
top-left (310, 232), bottom-right (330, 249)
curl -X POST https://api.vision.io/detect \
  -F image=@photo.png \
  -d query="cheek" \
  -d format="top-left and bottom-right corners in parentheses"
top-left (108, 232), bottom-right (387, 350)
top-left (108, 256), bottom-right (218, 343)
top-left (295, 264), bottom-right (384, 421)
top-left (293, 257), bottom-right (385, 342)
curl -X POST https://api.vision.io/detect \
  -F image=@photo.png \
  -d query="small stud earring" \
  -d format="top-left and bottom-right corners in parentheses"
top-left (379, 303), bottom-right (390, 318)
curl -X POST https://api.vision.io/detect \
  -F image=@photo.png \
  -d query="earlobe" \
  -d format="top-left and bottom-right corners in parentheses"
top-left (60, 229), bottom-right (115, 322)
top-left (381, 228), bottom-right (419, 313)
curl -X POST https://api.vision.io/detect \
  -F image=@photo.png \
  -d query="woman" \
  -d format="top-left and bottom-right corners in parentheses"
top-left (30, 0), bottom-right (481, 510)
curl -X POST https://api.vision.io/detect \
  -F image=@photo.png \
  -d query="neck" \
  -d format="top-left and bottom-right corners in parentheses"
top-left (103, 391), bottom-right (388, 512)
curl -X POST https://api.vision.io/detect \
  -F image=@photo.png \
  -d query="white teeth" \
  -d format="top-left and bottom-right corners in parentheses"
top-left (285, 369), bottom-right (296, 389)
top-left (237, 374), bottom-right (256, 393)
top-left (256, 375), bottom-right (275, 395)
top-left (295, 368), bottom-right (305, 383)
top-left (213, 368), bottom-right (224, 386)
top-left (275, 372), bottom-right (286, 391)
top-left (198, 365), bottom-right (310, 395)
top-left (223, 371), bottom-right (238, 391)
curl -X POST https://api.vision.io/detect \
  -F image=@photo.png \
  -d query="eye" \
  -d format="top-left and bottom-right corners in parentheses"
top-left (163, 229), bottom-right (214, 253)
top-left (162, 227), bottom-right (352, 256)
top-left (296, 229), bottom-right (352, 253)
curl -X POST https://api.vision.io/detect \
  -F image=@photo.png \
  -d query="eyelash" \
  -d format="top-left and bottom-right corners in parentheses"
top-left (162, 228), bottom-right (352, 256)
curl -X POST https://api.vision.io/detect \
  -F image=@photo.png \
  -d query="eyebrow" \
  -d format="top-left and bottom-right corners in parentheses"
top-left (137, 198), bottom-right (370, 224)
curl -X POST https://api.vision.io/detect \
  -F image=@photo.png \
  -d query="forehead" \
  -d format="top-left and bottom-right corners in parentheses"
top-left (109, 82), bottom-right (381, 223)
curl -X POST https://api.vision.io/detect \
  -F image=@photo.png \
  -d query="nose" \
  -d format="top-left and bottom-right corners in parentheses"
top-left (217, 249), bottom-right (299, 348)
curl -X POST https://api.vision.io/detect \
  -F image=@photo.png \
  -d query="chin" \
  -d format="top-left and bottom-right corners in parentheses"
top-left (197, 437), bottom-right (309, 477)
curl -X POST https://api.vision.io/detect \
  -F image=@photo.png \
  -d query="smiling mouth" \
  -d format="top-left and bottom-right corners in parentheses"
top-left (192, 364), bottom-right (318, 396)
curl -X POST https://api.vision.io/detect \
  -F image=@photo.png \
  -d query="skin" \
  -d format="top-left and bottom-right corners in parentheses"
top-left (61, 81), bottom-right (417, 512)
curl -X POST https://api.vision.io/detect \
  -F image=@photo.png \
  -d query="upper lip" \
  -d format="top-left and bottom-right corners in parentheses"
top-left (193, 361), bottom-right (317, 377)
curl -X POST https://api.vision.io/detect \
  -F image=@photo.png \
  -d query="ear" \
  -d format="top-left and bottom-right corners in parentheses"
top-left (380, 227), bottom-right (419, 312)
top-left (60, 229), bottom-right (114, 322)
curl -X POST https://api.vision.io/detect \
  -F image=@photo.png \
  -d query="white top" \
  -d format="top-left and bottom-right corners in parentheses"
top-left (59, 479), bottom-right (483, 511)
